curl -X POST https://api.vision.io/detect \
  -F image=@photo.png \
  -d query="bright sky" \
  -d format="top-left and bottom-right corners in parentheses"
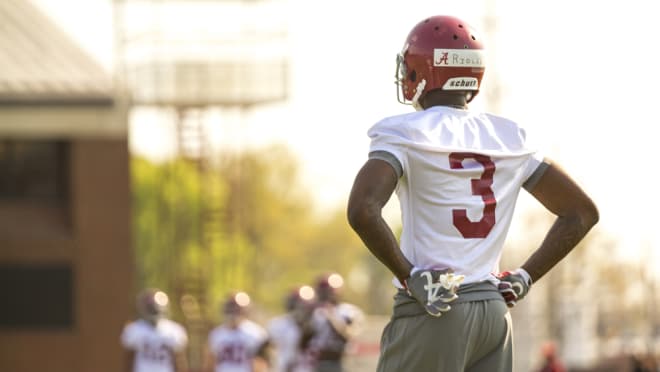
top-left (32, 0), bottom-right (659, 268)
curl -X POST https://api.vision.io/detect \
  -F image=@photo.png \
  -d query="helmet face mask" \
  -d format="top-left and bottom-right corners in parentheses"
top-left (395, 47), bottom-right (428, 110)
top-left (395, 53), bottom-right (408, 105)
top-left (395, 15), bottom-right (486, 108)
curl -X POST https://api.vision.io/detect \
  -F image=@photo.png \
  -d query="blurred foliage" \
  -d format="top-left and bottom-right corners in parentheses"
top-left (131, 156), bottom-right (202, 295)
top-left (131, 144), bottom-right (395, 327)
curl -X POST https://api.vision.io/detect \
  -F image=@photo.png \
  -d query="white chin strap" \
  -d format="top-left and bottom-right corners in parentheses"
top-left (411, 79), bottom-right (427, 111)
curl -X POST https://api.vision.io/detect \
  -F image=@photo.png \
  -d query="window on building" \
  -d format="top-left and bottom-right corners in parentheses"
top-left (0, 264), bottom-right (74, 328)
top-left (0, 140), bottom-right (70, 202)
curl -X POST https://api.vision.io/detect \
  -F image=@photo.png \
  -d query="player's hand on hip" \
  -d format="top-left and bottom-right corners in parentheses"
top-left (404, 268), bottom-right (465, 317)
top-left (497, 268), bottom-right (533, 308)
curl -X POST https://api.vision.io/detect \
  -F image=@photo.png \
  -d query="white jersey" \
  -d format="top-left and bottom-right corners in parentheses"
top-left (120, 318), bottom-right (188, 372)
top-left (368, 106), bottom-right (543, 285)
top-left (208, 320), bottom-right (269, 372)
top-left (309, 302), bottom-right (365, 359)
top-left (268, 314), bottom-right (314, 372)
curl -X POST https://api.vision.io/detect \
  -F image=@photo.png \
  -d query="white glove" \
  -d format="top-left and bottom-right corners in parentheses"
top-left (497, 268), bottom-right (532, 308)
top-left (404, 268), bottom-right (465, 317)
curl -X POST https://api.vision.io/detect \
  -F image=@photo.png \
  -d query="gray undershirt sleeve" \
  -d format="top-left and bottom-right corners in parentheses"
top-left (523, 160), bottom-right (550, 192)
top-left (369, 150), bottom-right (403, 179)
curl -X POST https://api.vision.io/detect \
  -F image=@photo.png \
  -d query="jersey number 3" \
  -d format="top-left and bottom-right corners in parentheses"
top-left (449, 152), bottom-right (496, 238)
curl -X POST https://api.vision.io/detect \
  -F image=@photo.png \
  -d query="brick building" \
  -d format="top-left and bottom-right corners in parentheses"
top-left (0, 1), bottom-right (133, 371)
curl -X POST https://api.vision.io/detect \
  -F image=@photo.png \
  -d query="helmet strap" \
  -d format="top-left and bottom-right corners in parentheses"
top-left (411, 79), bottom-right (427, 111)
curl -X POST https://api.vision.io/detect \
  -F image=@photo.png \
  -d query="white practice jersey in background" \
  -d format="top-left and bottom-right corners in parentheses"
top-left (309, 302), bottom-right (365, 358)
top-left (208, 320), bottom-right (269, 372)
top-left (368, 106), bottom-right (543, 285)
top-left (268, 314), bottom-right (314, 372)
top-left (121, 318), bottom-right (188, 372)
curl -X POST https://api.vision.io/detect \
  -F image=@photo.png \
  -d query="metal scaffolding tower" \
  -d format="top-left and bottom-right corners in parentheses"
top-left (113, 1), bottom-right (289, 368)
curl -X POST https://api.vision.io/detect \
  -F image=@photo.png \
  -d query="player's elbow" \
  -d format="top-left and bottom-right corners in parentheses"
top-left (581, 198), bottom-right (599, 231)
top-left (568, 197), bottom-right (599, 233)
top-left (347, 199), bottom-right (380, 233)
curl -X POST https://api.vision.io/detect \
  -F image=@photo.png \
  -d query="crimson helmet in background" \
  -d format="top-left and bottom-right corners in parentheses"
top-left (137, 288), bottom-right (169, 323)
top-left (223, 291), bottom-right (251, 316)
top-left (541, 341), bottom-right (558, 359)
top-left (315, 273), bottom-right (344, 304)
top-left (396, 15), bottom-right (485, 108)
top-left (285, 285), bottom-right (316, 312)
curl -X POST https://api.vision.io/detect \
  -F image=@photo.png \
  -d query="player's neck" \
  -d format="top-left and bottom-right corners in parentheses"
top-left (421, 90), bottom-right (469, 110)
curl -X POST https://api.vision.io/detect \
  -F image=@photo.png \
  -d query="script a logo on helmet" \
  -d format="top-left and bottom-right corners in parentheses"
top-left (435, 51), bottom-right (450, 65)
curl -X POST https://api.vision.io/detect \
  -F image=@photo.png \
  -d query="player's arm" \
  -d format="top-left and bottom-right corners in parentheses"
top-left (252, 340), bottom-right (271, 372)
top-left (202, 344), bottom-right (216, 372)
top-left (319, 307), bottom-right (351, 340)
top-left (347, 158), bottom-right (413, 284)
top-left (523, 159), bottom-right (599, 282)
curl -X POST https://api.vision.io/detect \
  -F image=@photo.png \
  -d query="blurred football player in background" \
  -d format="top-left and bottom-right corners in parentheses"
top-left (347, 14), bottom-right (598, 372)
top-left (205, 291), bottom-right (270, 372)
top-left (120, 288), bottom-right (189, 372)
top-left (536, 341), bottom-right (566, 372)
top-left (308, 273), bottom-right (365, 372)
top-left (268, 285), bottom-right (317, 372)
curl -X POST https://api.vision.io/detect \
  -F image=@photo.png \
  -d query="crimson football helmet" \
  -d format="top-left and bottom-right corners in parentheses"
top-left (137, 288), bottom-right (169, 323)
top-left (285, 285), bottom-right (316, 312)
top-left (315, 273), bottom-right (344, 304)
top-left (396, 15), bottom-right (485, 108)
top-left (223, 291), bottom-right (251, 315)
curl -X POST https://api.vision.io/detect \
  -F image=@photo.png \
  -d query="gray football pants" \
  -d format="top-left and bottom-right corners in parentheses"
top-left (315, 360), bottom-right (342, 372)
top-left (376, 282), bottom-right (513, 372)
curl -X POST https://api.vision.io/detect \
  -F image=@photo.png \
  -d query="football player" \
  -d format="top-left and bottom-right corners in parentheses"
top-left (267, 286), bottom-right (317, 372)
top-left (120, 288), bottom-right (189, 372)
top-left (205, 292), bottom-right (270, 372)
top-left (537, 341), bottom-right (566, 372)
top-left (307, 273), bottom-right (364, 372)
top-left (346, 15), bottom-right (599, 372)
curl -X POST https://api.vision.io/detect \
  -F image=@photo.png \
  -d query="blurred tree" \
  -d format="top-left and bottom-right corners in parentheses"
top-left (131, 157), bottom-right (204, 320)
top-left (130, 145), bottom-right (386, 322)
top-left (212, 145), bottom-right (317, 315)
